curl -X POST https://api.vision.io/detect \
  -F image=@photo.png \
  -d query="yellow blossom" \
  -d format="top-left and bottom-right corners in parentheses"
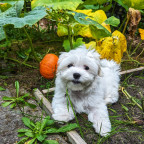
top-left (139, 28), bottom-right (144, 40)
top-left (85, 30), bottom-right (127, 63)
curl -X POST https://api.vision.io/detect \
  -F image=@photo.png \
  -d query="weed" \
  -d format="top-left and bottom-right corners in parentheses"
top-left (0, 86), bottom-right (5, 91)
top-left (17, 116), bottom-right (78, 144)
top-left (1, 81), bottom-right (36, 110)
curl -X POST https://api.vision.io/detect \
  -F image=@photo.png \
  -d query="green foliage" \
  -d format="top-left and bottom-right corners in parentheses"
top-left (0, 1), bottom-right (47, 41)
top-left (1, 81), bottom-right (36, 109)
top-left (74, 12), bottom-right (112, 40)
top-left (104, 16), bottom-right (120, 27)
top-left (0, 86), bottom-right (5, 91)
top-left (17, 116), bottom-right (78, 144)
top-left (32, 0), bottom-right (83, 10)
top-left (81, 0), bottom-right (107, 5)
top-left (63, 38), bottom-right (85, 52)
top-left (114, 0), bottom-right (144, 10)
top-left (0, 3), bottom-right (12, 12)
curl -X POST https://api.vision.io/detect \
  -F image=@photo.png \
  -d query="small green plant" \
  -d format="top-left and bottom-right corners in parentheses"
top-left (17, 116), bottom-right (78, 144)
top-left (1, 81), bottom-right (36, 109)
top-left (0, 86), bottom-right (5, 91)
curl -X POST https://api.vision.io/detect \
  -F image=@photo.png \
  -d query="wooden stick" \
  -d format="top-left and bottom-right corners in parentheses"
top-left (120, 67), bottom-right (144, 75)
top-left (42, 87), bottom-right (55, 94)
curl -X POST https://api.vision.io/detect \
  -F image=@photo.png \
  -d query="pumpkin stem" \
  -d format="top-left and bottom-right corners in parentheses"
top-left (67, 25), bottom-right (73, 50)
top-left (23, 27), bottom-right (41, 62)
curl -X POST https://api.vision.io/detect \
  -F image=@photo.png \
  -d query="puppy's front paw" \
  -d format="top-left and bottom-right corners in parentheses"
top-left (105, 96), bottom-right (118, 105)
top-left (93, 121), bottom-right (111, 136)
top-left (52, 113), bottom-right (74, 122)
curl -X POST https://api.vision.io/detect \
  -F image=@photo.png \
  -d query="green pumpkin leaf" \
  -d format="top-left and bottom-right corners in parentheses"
top-left (31, 0), bottom-right (83, 10)
top-left (43, 140), bottom-right (59, 144)
top-left (82, 0), bottom-right (107, 5)
top-left (114, 0), bottom-right (144, 10)
top-left (0, 2), bottom-right (47, 41)
top-left (0, 3), bottom-right (12, 12)
top-left (74, 12), bottom-right (111, 40)
top-left (63, 39), bottom-right (71, 52)
top-left (63, 38), bottom-right (85, 52)
top-left (73, 38), bottom-right (85, 48)
top-left (104, 16), bottom-right (120, 27)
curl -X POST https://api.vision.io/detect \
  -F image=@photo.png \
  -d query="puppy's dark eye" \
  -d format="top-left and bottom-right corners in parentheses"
top-left (68, 64), bottom-right (73, 68)
top-left (84, 65), bottom-right (89, 70)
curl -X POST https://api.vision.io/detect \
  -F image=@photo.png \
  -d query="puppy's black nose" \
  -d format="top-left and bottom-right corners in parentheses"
top-left (73, 73), bottom-right (81, 79)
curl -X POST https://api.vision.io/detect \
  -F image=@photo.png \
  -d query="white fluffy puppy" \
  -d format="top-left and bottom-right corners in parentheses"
top-left (52, 46), bottom-right (120, 136)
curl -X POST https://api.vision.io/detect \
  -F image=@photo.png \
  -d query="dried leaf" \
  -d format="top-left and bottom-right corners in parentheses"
top-left (127, 8), bottom-right (141, 38)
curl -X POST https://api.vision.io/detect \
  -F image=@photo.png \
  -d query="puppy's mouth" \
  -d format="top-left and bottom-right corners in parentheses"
top-left (72, 80), bottom-right (81, 84)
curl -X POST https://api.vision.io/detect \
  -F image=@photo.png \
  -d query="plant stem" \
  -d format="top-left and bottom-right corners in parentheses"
top-left (131, 40), bottom-right (142, 56)
top-left (66, 89), bottom-right (84, 139)
top-left (121, 87), bottom-right (142, 110)
top-left (139, 92), bottom-right (144, 113)
top-left (67, 25), bottom-right (73, 50)
top-left (122, 14), bottom-right (130, 34)
top-left (0, 56), bottom-right (38, 68)
top-left (111, 1), bottom-right (116, 16)
top-left (136, 48), bottom-right (144, 60)
top-left (23, 27), bottom-right (40, 62)
top-left (128, 40), bottom-right (133, 54)
top-left (118, 15), bottom-right (127, 32)
top-left (121, 59), bottom-right (144, 66)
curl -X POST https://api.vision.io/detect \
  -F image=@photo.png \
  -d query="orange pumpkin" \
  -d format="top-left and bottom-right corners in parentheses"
top-left (40, 54), bottom-right (59, 79)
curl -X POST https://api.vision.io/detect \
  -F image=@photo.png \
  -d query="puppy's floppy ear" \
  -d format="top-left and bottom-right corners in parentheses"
top-left (87, 49), bottom-right (103, 77)
top-left (98, 66), bottom-right (103, 77)
top-left (58, 52), bottom-right (68, 65)
top-left (57, 52), bottom-right (69, 72)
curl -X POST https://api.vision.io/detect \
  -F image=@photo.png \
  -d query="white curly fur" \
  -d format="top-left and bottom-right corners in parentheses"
top-left (52, 46), bottom-right (120, 136)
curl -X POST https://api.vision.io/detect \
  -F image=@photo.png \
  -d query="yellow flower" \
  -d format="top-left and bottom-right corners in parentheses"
top-left (85, 30), bottom-right (127, 63)
top-left (139, 28), bottom-right (144, 40)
